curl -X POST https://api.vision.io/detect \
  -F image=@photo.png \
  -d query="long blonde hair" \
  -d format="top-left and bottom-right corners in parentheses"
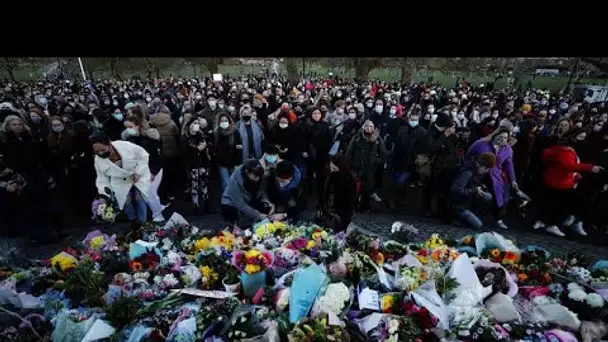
top-left (1, 115), bottom-right (31, 142)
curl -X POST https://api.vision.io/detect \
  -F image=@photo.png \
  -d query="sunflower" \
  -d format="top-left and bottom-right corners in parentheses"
top-left (517, 273), bottom-right (528, 282)
top-left (543, 273), bottom-right (552, 283)
top-left (462, 236), bottom-right (474, 246)
top-left (490, 249), bottom-right (501, 258)
top-left (375, 253), bottom-right (385, 266)
top-left (306, 240), bottom-right (316, 250)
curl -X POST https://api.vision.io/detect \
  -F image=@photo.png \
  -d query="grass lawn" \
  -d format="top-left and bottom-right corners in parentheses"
top-left (4, 61), bottom-right (608, 92)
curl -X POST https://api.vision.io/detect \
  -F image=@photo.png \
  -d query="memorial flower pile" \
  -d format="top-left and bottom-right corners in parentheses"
top-left (1, 213), bottom-right (607, 341)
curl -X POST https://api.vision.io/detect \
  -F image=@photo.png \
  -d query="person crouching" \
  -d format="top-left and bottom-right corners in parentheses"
top-left (266, 160), bottom-right (306, 222)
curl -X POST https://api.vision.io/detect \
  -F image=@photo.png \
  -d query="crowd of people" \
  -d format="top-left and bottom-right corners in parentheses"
top-left (1, 74), bottom-right (608, 244)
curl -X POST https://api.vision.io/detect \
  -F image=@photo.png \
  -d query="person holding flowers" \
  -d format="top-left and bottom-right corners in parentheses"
top-left (90, 132), bottom-right (152, 229)
top-left (266, 160), bottom-right (306, 222)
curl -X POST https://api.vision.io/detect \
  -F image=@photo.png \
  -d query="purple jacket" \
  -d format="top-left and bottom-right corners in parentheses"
top-left (466, 139), bottom-right (516, 207)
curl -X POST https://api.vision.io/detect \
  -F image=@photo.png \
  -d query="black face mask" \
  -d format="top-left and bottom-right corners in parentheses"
top-left (98, 151), bottom-right (111, 159)
top-left (241, 115), bottom-right (251, 122)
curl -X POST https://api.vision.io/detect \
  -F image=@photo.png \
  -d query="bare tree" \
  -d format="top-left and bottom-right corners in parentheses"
top-left (352, 58), bottom-right (384, 81)
top-left (0, 58), bottom-right (21, 82)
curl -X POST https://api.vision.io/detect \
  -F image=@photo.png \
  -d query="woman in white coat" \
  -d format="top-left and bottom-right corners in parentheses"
top-left (90, 132), bottom-right (151, 227)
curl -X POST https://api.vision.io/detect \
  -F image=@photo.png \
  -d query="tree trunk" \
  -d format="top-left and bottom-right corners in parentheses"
top-left (109, 58), bottom-right (120, 78)
top-left (155, 67), bottom-right (161, 79)
top-left (88, 70), bottom-right (95, 80)
top-left (192, 64), bottom-right (197, 78)
top-left (400, 59), bottom-right (413, 85)
top-left (354, 63), bottom-right (371, 82)
top-left (284, 58), bottom-right (298, 83)
top-left (7, 69), bottom-right (15, 82)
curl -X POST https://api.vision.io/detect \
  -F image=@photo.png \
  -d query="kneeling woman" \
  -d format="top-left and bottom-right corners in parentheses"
top-left (317, 154), bottom-right (358, 232)
top-left (90, 132), bottom-right (151, 228)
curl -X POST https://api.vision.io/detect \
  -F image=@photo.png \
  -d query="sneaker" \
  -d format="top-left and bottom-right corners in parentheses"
top-left (153, 215), bottom-right (166, 223)
top-left (563, 215), bottom-right (576, 227)
top-left (571, 221), bottom-right (587, 236)
top-left (546, 225), bottom-right (565, 237)
top-left (496, 220), bottom-right (508, 230)
top-left (370, 192), bottom-right (383, 203)
top-left (533, 221), bottom-right (546, 230)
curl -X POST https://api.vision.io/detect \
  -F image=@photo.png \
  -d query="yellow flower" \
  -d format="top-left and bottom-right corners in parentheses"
top-left (255, 226), bottom-right (267, 238)
top-left (306, 240), bottom-right (316, 250)
top-left (245, 249), bottom-right (261, 258)
top-left (266, 223), bottom-right (277, 234)
top-left (194, 238), bottom-right (210, 251)
top-left (312, 230), bottom-right (328, 241)
top-left (89, 236), bottom-right (105, 250)
top-left (425, 234), bottom-right (445, 249)
top-left (274, 221), bottom-right (287, 230)
top-left (490, 249), bottom-right (501, 258)
top-left (381, 295), bottom-right (396, 313)
top-left (51, 253), bottom-right (77, 272)
top-left (199, 266), bottom-right (219, 288)
top-left (376, 252), bottom-right (385, 266)
top-left (245, 264), bottom-right (261, 274)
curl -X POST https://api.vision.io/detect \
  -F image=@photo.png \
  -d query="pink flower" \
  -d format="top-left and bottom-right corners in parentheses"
top-left (289, 238), bottom-right (308, 250)
top-left (140, 290), bottom-right (155, 300)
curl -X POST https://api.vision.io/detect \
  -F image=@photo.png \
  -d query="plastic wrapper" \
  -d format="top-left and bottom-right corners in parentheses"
top-left (581, 321), bottom-right (608, 342)
top-left (0, 278), bottom-right (42, 309)
top-left (543, 329), bottom-right (578, 342)
top-left (445, 254), bottom-right (492, 329)
top-left (411, 281), bottom-right (449, 331)
top-left (241, 271), bottom-right (267, 297)
top-left (163, 212), bottom-right (190, 230)
top-left (221, 304), bottom-right (266, 338)
top-left (311, 281), bottom-right (355, 326)
top-left (273, 288), bottom-right (290, 313)
top-left (240, 321), bottom-right (281, 342)
top-left (289, 264), bottom-right (328, 323)
top-left (180, 264), bottom-right (202, 287)
top-left (51, 309), bottom-right (115, 342)
top-left (472, 259), bottom-right (518, 297)
top-left (484, 292), bottom-right (521, 322)
top-left (125, 324), bottom-right (152, 342)
top-left (166, 316), bottom-right (197, 342)
top-left (475, 232), bottom-right (519, 256)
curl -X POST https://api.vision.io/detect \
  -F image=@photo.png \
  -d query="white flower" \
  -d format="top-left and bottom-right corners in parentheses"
top-left (391, 222), bottom-right (403, 234)
top-left (318, 283), bottom-right (350, 315)
top-left (532, 295), bottom-right (553, 306)
top-left (162, 274), bottom-right (179, 288)
top-left (568, 289), bottom-right (588, 302)
top-left (586, 293), bottom-right (605, 308)
top-left (470, 256), bottom-right (480, 263)
top-left (153, 275), bottom-right (163, 285)
top-left (388, 319), bottom-right (400, 334)
top-left (567, 282), bottom-right (583, 292)
top-left (161, 238), bottom-right (172, 251)
top-left (244, 229), bottom-right (253, 237)
top-left (190, 226), bottom-right (199, 235)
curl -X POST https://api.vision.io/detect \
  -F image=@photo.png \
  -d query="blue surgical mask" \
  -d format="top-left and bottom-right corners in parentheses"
top-left (408, 120), bottom-right (419, 128)
top-left (113, 113), bottom-right (124, 121)
top-left (278, 180), bottom-right (290, 188)
top-left (265, 155), bottom-right (278, 164)
top-left (126, 128), bottom-right (138, 136)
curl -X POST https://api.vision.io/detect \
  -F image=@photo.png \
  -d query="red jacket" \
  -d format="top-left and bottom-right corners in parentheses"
top-left (542, 145), bottom-right (593, 189)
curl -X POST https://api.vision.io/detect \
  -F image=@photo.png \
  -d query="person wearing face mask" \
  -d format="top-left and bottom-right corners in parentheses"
top-left (91, 108), bottom-right (123, 141)
top-left (268, 113), bottom-right (298, 162)
top-left (121, 115), bottom-right (165, 223)
top-left (161, 93), bottom-right (180, 124)
top-left (422, 114), bottom-right (458, 219)
top-left (259, 145), bottom-right (281, 177)
top-left (316, 154), bottom-right (358, 232)
top-left (27, 108), bottom-right (48, 143)
top-left (221, 159), bottom-right (273, 226)
top-left (266, 160), bottom-right (305, 222)
top-left (46, 116), bottom-right (73, 193)
top-left (346, 119), bottom-right (387, 212)
top-left (213, 112), bottom-right (243, 192)
top-left (450, 153), bottom-right (496, 230)
top-left (300, 107), bottom-right (333, 197)
top-left (182, 117), bottom-right (212, 214)
top-left (334, 109), bottom-right (361, 155)
top-left (201, 96), bottom-right (221, 127)
top-left (384, 109), bottom-right (427, 207)
top-left (420, 105), bottom-right (437, 129)
top-left (236, 104), bottom-right (264, 163)
top-left (466, 127), bottom-right (518, 230)
top-left (512, 119), bottom-right (539, 190)
top-left (90, 132), bottom-right (151, 231)
top-left (533, 130), bottom-right (604, 237)
top-left (148, 105), bottom-right (181, 203)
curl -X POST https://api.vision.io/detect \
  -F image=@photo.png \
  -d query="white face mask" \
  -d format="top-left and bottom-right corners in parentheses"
top-left (594, 124), bottom-right (603, 132)
top-left (279, 123), bottom-right (288, 129)
top-left (191, 124), bottom-right (200, 133)
top-left (427, 107), bottom-right (435, 114)
top-left (451, 111), bottom-right (458, 116)
top-left (366, 102), bottom-right (373, 108)
top-left (549, 109), bottom-right (557, 115)
top-left (389, 109), bottom-right (397, 115)
top-left (195, 95), bottom-right (202, 100)
top-left (348, 113), bottom-right (357, 120)
top-left (431, 114), bottom-right (438, 122)
top-left (512, 126), bottom-right (521, 134)
top-left (208, 101), bottom-right (217, 108)
top-left (472, 110), bottom-right (479, 116)
top-left (457, 114), bottom-right (465, 120)
top-left (219, 121), bottom-right (230, 129)
top-left (374, 105), bottom-right (383, 114)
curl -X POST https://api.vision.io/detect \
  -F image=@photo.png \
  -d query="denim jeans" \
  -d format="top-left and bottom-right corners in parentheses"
top-left (392, 171), bottom-right (412, 186)
top-left (457, 208), bottom-right (484, 229)
top-left (218, 167), bottom-right (233, 193)
top-left (123, 187), bottom-right (148, 223)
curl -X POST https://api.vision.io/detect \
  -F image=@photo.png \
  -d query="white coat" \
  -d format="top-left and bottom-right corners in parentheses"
top-left (94, 140), bottom-right (151, 210)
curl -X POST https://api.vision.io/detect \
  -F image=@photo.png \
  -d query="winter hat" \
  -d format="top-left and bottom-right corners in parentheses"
top-left (0, 102), bottom-right (15, 112)
top-left (435, 113), bottom-right (453, 128)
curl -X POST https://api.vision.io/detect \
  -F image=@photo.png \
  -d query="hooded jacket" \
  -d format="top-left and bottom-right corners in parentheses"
top-left (121, 128), bottom-right (163, 175)
top-left (221, 164), bottom-right (268, 220)
top-left (149, 113), bottom-right (181, 158)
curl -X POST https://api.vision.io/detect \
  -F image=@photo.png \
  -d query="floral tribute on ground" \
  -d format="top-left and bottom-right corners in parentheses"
top-left (1, 215), bottom-right (608, 341)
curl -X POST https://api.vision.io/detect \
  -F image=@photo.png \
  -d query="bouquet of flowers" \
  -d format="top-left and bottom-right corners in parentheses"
top-left (289, 315), bottom-right (350, 342)
top-left (129, 248), bottom-right (161, 272)
top-left (232, 249), bottom-right (274, 275)
top-left (91, 187), bottom-right (118, 223)
top-left (481, 248), bottom-right (520, 266)
top-left (559, 282), bottom-right (606, 320)
top-left (394, 266), bottom-right (426, 292)
top-left (316, 282), bottom-right (351, 317)
top-left (377, 315), bottom-right (421, 342)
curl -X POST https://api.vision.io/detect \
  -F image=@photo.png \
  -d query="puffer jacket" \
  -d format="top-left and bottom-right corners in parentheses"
top-left (149, 113), bottom-right (181, 158)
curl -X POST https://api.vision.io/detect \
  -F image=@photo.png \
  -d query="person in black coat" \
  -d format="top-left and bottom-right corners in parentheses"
top-left (317, 154), bottom-right (358, 232)
top-left (266, 160), bottom-right (307, 221)
top-left (450, 152), bottom-right (496, 229)
top-left (300, 107), bottom-right (333, 197)
top-left (122, 115), bottom-right (165, 222)
top-left (212, 112), bottom-right (243, 192)
top-left (267, 112), bottom-right (299, 162)
top-left (182, 117), bottom-right (212, 213)
top-left (66, 120), bottom-right (96, 219)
